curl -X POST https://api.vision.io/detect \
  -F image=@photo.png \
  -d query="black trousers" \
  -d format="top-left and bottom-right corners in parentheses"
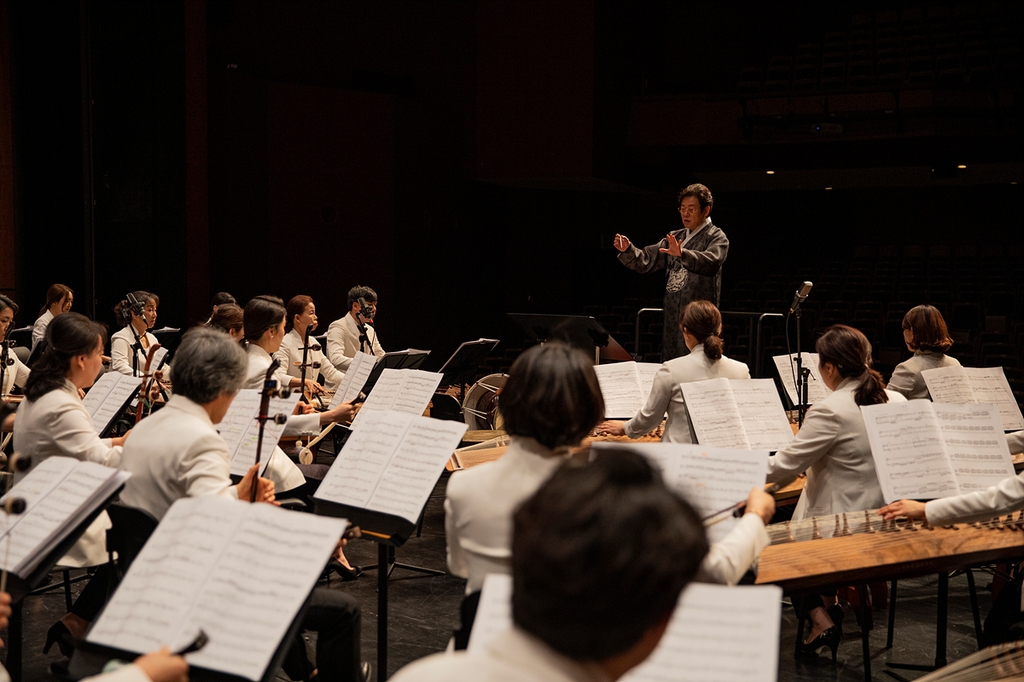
top-left (282, 588), bottom-right (361, 682)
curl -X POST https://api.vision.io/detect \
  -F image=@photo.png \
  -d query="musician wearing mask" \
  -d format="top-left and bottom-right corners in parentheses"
top-left (1, 295), bottom-right (30, 402)
top-left (110, 291), bottom-right (160, 376)
top-left (326, 285), bottom-right (384, 374)
top-left (765, 324), bottom-right (906, 659)
top-left (445, 342), bottom-right (775, 647)
top-left (599, 300), bottom-right (749, 442)
top-left (31, 283), bottom-right (73, 352)
top-left (886, 304), bottom-right (960, 400)
top-left (394, 449), bottom-right (709, 681)
top-left (275, 295), bottom-right (345, 392)
top-left (612, 184), bottom-right (728, 360)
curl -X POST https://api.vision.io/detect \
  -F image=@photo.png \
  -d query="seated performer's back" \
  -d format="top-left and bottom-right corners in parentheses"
top-left (393, 448), bottom-right (709, 681)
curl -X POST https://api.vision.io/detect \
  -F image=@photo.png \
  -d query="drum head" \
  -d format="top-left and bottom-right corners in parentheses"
top-left (463, 373), bottom-right (508, 430)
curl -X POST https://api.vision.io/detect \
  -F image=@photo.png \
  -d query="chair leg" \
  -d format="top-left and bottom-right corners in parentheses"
top-left (886, 579), bottom-right (898, 649)
top-left (63, 569), bottom-right (73, 612)
top-left (965, 569), bottom-right (984, 649)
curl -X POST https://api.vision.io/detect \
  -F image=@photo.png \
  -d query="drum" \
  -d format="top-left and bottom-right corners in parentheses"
top-left (462, 373), bottom-right (508, 431)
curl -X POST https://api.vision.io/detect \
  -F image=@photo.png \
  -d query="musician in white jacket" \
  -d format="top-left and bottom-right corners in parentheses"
top-left (275, 295), bottom-right (345, 392)
top-left (326, 285), bottom-right (384, 374)
top-left (765, 324), bottom-right (905, 657)
top-left (599, 300), bottom-right (750, 442)
top-left (0, 295), bottom-right (30, 400)
top-left (110, 291), bottom-right (160, 376)
top-left (886, 304), bottom-right (960, 400)
top-left (30, 283), bottom-right (73, 351)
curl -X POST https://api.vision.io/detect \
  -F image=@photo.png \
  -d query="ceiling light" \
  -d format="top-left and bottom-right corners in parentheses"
top-left (766, 170), bottom-right (775, 175)
top-left (957, 164), bottom-right (967, 169)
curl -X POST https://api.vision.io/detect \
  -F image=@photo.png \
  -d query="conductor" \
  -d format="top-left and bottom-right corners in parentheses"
top-left (614, 183), bottom-right (728, 360)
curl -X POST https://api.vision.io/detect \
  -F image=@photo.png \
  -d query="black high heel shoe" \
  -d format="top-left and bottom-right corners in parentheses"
top-left (42, 621), bottom-right (74, 658)
top-left (327, 559), bottom-right (363, 582)
top-left (796, 626), bottom-right (841, 663)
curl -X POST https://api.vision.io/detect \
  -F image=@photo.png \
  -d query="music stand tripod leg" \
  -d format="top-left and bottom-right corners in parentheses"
top-left (857, 584), bottom-right (871, 682)
top-left (378, 542), bottom-right (389, 682)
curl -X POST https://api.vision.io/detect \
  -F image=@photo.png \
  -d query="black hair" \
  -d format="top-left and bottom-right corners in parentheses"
top-left (816, 324), bottom-right (888, 406)
top-left (512, 448), bottom-right (709, 660)
top-left (25, 313), bottom-right (107, 401)
top-left (347, 285), bottom-right (377, 309)
top-left (243, 295), bottom-right (286, 344)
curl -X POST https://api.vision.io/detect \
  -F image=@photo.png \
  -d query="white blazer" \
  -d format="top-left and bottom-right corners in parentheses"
top-left (274, 329), bottom-right (345, 391)
top-left (886, 351), bottom-right (961, 400)
top-left (326, 313), bottom-right (384, 373)
top-left (924, 432), bottom-right (1024, 526)
top-left (445, 436), bottom-right (770, 593)
top-left (1, 351), bottom-right (30, 396)
top-left (625, 347), bottom-right (750, 442)
top-left (390, 627), bottom-right (604, 682)
top-left (766, 377), bottom-right (907, 520)
top-left (110, 326), bottom-right (159, 376)
top-left (243, 345), bottom-right (316, 492)
top-left (31, 310), bottom-right (53, 351)
top-left (13, 379), bottom-right (122, 566)
top-left (118, 394), bottom-right (239, 521)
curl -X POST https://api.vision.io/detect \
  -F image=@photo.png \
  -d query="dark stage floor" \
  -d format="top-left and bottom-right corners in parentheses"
top-left (0, 471), bottom-right (1005, 682)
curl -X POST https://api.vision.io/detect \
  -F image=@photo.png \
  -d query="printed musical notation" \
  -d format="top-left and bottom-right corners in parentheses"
top-left (349, 369), bottom-right (443, 428)
top-left (82, 373), bottom-right (142, 434)
top-left (923, 366), bottom-right (1024, 431)
top-left (87, 497), bottom-right (346, 681)
top-left (594, 362), bottom-right (647, 419)
top-left (315, 411), bottom-right (467, 523)
top-left (217, 389), bottom-right (302, 476)
top-left (862, 401), bottom-right (1014, 503)
top-left (680, 378), bottom-right (793, 452)
top-left (329, 351), bottom-right (376, 409)
top-left (468, 573), bottom-right (781, 682)
top-left (592, 442), bottom-right (769, 544)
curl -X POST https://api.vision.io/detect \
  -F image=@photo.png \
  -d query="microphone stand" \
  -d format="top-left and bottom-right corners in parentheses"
top-left (127, 321), bottom-right (145, 378)
top-left (0, 341), bottom-right (11, 398)
top-left (793, 300), bottom-right (810, 427)
top-left (299, 326), bottom-right (312, 405)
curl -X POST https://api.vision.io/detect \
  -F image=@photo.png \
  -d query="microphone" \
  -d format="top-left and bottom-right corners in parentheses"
top-left (357, 297), bottom-right (375, 324)
top-left (788, 281), bottom-right (813, 315)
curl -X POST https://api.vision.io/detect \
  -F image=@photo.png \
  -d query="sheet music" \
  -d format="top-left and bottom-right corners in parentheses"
top-left (862, 401), bottom-right (960, 502)
top-left (636, 362), bottom-right (662, 405)
top-left (773, 353), bottom-right (830, 405)
top-left (218, 390), bottom-right (302, 476)
top-left (88, 497), bottom-right (346, 681)
top-left (594, 442), bottom-right (768, 543)
top-left (315, 411), bottom-right (466, 523)
top-left (623, 584), bottom-right (781, 682)
top-left (150, 346), bottom-right (169, 369)
top-left (922, 366), bottom-right (976, 405)
top-left (1, 459), bottom-right (125, 574)
top-left (732, 379), bottom-right (794, 451)
top-left (680, 378), bottom-right (750, 449)
top-left (329, 351), bottom-right (376, 409)
top-left (594, 362), bottom-right (645, 418)
top-left (467, 573), bottom-right (514, 653)
top-left (82, 373), bottom-right (140, 433)
top-left (934, 403), bottom-right (1016, 493)
top-left (350, 369), bottom-right (442, 427)
top-left (466, 574), bottom-right (780, 682)
top-left (964, 367), bottom-right (1024, 432)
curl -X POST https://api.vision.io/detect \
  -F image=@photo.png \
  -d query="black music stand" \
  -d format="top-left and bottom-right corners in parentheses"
top-left (69, 592), bottom-right (314, 682)
top-left (360, 350), bottom-right (430, 394)
top-left (95, 387), bottom-right (142, 439)
top-left (4, 483), bottom-right (126, 682)
top-left (506, 313), bottom-right (632, 364)
top-left (6, 326), bottom-right (32, 349)
top-left (314, 500), bottom-right (439, 682)
top-left (438, 338), bottom-right (500, 403)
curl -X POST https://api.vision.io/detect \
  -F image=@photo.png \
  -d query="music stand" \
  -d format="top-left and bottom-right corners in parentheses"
top-left (360, 350), bottom-right (430, 394)
top-left (5, 483), bottom-right (125, 682)
top-left (6, 326), bottom-right (32, 349)
top-left (506, 313), bottom-right (632, 364)
top-left (314, 500), bottom-right (439, 682)
top-left (438, 338), bottom-right (500, 403)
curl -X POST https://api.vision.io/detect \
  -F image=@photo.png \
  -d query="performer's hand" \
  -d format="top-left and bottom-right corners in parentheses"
top-left (597, 420), bottom-right (626, 436)
top-left (320, 401), bottom-right (355, 425)
top-left (112, 429), bottom-right (132, 447)
top-left (294, 402), bottom-right (316, 415)
top-left (238, 464), bottom-right (277, 505)
top-left (744, 487), bottom-right (776, 525)
top-left (659, 233), bottom-right (682, 257)
top-left (613, 234), bottom-right (631, 252)
top-left (135, 647), bottom-right (189, 682)
top-left (304, 379), bottom-right (324, 396)
top-left (878, 500), bottom-right (927, 521)
top-left (78, 387), bottom-right (87, 400)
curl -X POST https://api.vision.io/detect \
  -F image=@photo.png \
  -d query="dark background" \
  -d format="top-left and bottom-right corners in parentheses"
top-left (1, 0), bottom-right (1021, 371)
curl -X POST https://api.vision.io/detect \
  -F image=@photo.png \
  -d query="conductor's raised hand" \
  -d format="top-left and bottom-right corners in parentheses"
top-left (659, 233), bottom-right (682, 257)
top-left (135, 647), bottom-right (189, 682)
top-left (878, 500), bottom-right (927, 521)
top-left (613, 234), bottom-right (631, 252)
